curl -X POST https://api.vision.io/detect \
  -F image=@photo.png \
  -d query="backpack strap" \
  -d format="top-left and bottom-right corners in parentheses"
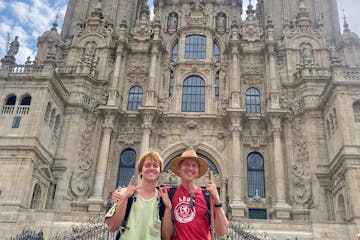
top-left (115, 195), bottom-right (135, 240)
top-left (121, 195), bottom-right (135, 231)
top-left (201, 188), bottom-right (211, 223)
top-left (167, 187), bottom-right (178, 236)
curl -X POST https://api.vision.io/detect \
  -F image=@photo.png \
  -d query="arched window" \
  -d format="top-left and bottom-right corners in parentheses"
top-left (182, 75), bottom-right (205, 112)
top-left (246, 87), bottom-right (261, 113)
top-left (337, 194), bottom-right (346, 222)
top-left (353, 102), bottom-right (360, 123)
top-left (169, 71), bottom-right (174, 97)
top-left (215, 71), bottom-right (220, 98)
top-left (20, 95), bottom-right (31, 105)
top-left (127, 86), bottom-right (143, 111)
top-left (171, 41), bottom-right (178, 61)
top-left (213, 41), bottom-right (220, 62)
top-left (5, 95), bottom-right (17, 105)
top-left (54, 114), bottom-right (61, 133)
top-left (185, 35), bottom-right (206, 59)
top-left (247, 152), bottom-right (265, 198)
top-left (30, 184), bottom-right (42, 209)
top-left (44, 102), bottom-right (52, 122)
top-left (49, 109), bottom-right (56, 127)
top-left (117, 149), bottom-right (136, 187)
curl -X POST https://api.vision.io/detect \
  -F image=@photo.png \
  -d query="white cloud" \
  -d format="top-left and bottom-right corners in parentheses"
top-left (1, 0), bottom-right (67, 63)
top-left (0, 0), bottom-right (5, 10)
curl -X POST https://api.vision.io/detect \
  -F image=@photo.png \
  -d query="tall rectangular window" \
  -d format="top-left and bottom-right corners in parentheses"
top-left (12, 116), bottom-right (21, 128)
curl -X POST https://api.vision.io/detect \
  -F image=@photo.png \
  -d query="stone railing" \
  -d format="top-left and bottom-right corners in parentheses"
top-left (46, 217), bottom-right (269, 240)
top-left (343, 68), bottom-right (360, 80)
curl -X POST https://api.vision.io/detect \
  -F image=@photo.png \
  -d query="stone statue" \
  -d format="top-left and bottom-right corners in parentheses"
top-left (216, 14), bottom-right (226, 27)
top-left (6, 36), bottom-right (20, 57)
top-left (300, 43), bottom-right (314, 62)
top-left (168, 13), bottom-right (178, 29)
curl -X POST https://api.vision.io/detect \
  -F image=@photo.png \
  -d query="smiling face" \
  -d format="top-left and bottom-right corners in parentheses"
top-left (140, 156), bottom-right (161, 182)
top-left (177, 158), bottom-right (199, 182)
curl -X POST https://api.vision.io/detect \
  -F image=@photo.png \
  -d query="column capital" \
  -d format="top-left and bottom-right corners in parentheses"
top-left (102, 113), bottom-right (115, 129)
top-left (270, 117), bottom-right (282, 129)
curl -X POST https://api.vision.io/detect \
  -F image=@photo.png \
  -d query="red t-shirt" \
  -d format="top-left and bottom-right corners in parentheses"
top-left (171, 185), bottom-right (211, 240)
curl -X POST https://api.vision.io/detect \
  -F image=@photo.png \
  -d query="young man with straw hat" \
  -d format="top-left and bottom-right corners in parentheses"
top-left (168, 147), bottom-right (228, 240)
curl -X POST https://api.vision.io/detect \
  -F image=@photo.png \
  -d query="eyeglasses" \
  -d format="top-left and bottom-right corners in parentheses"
top-left (189, 193), bottom-right (195, 208)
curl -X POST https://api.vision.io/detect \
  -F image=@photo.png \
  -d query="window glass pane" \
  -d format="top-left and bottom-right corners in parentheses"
top-left (12, 116), bottom-right (21, 128)
top-left (247, 152), bottom-right (265, 198)
top-left (171, 42), bottom-right (178, 61)
top-left (181, 76), bottom-right (205, 112)
top-left (117, 149), bottom-right (136, 187)
top-left (185, 35), bottom-right (206, 59)
top-left (214, 42), bottom-right (220, 62)
top-left (127, 86), bottom-right (143, 111)
top-left (6, 95), bottom-right (17, 105)
top-left (246, 87), bottom-right (261, 113)
top-left (20, 96), bottom-right (31, 105)
top-left (249, 209), bottom-right (267, 219)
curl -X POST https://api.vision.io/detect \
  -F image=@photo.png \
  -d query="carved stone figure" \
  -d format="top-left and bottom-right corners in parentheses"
top-left (216, 13), bottom-right (226, 28)
top-left (168, 12), bottom-right (178, 29)
top-left (300, 43), bottom-right (314, 62)
top-left (6, 36), bottom-right (20, 57)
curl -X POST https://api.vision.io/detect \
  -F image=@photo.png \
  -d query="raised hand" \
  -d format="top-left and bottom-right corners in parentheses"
top-left (112, 176), bottom-right (141, 202)
top-left (206, 175), bottom-right (221, 203)
top-left (159, 187), bottom-right (172, 209)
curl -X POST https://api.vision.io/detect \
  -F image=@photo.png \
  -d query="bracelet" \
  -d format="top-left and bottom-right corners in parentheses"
top-left (214, 202), bottom-right (223, 208)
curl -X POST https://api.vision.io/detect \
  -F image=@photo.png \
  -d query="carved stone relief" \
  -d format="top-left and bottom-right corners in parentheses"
top-left (130, 7), bottom-right (153, 41)
top-left (290, 118), bottom-right (313, 208)
top-left (242, 64), bottom-right (264, 85)
top-left (127, 61), bottom-right (149, 84)
top-left (67, 116), bottom-right (96, 200)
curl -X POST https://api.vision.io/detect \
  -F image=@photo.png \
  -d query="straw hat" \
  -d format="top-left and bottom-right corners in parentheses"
top-left (169, 147), bottom-right (209, 178)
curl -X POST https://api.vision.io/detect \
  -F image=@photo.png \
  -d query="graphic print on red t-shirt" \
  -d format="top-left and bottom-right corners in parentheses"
top-left (171, 185), bottom-right (211, 240)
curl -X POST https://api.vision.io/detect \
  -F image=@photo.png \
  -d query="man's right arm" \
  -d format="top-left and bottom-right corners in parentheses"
top-left (105, 190), bottom-right (129, 232)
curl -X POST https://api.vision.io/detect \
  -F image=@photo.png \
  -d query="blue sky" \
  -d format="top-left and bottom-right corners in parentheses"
top-left (0, 0), bottom-right (359, 64)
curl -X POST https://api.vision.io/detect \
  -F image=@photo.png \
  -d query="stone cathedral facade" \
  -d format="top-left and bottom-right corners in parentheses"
top-left (0, 0), bottom-right (360, 239)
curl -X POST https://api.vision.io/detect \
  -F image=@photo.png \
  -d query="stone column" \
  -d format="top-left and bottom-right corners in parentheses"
top-left (145, 46), bottom-right (158, 106)
top-left (228, 111), bottom-right (246, 218)
top-left (268, 45), bottom-right (280, 109)
top-left (88, 114), bottom-right (114, 211)
top-left (107, 47), bottom-right (124, 106)
top-left (140, 125), bottom-right (151, 155)
top-left (231, 46), bottom-right (241, 108)
top-left (271, 117), bottom-right (291, 219)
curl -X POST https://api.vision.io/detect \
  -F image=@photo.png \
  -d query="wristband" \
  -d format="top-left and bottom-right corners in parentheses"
top-left (214, 202), bottom-right (223, 208)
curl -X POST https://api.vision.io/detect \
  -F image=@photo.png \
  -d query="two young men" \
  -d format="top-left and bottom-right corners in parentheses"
top-left (105, 147), bottom-right (228, 240)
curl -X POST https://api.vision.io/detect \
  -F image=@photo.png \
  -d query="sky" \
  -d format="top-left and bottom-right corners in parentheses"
top-left (0, 0), bottom-right (359, 64)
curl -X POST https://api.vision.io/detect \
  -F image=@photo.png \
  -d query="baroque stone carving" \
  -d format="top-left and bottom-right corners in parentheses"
top-left (131, 6), bottom-right (153, 41)
top-left (291, 163), bottom-right (313, 207)
top-left (67, 117), bottom-right (96, 199)
top-left (242, 65), bottom-right (263, 84)
top-left (291, 118), bottom-right (313, 208)
top-left (127, 61), bottom-right (148, 84)
top-left (239, 8), bottom-right (263, 42)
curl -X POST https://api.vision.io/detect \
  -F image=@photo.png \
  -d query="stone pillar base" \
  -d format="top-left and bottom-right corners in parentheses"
top-left (88, 196), bottom-right (106, 212)
top-left (291, 205), bottom-right (310, 221)
top-left (272, 202), bottom-right (291, 219)
top-left (230, 201), bottom-right (247, 219)
top-left (71, 200), bottom-right (89, 212)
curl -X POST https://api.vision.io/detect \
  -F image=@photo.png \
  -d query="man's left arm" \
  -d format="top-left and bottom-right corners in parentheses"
top-left (206, 180), bottom-right (229, 237)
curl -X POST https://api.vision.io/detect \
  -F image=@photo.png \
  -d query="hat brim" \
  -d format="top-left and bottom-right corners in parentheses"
top-left (169, 156), bottom-right (209, 179)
